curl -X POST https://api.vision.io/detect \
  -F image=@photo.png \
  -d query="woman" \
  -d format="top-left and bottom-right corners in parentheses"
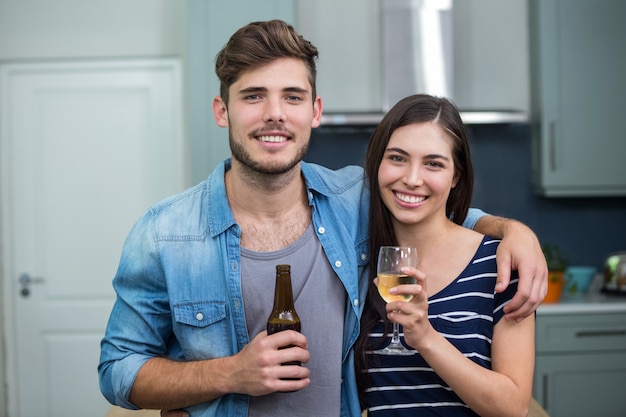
top-left (355, 94), bottom-right (534, 417)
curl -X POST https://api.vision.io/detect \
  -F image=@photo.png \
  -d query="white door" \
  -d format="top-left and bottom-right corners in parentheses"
top-left (0, 59), bottom-right (186, 417)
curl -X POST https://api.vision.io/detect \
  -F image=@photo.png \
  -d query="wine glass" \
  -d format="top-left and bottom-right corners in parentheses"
top-left (374, 246), bottom-right (418, 355)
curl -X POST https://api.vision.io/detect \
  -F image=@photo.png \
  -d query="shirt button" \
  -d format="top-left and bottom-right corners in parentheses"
top-left (353, 299), bottom-right (359, 306)
top-left (335, 260), bottom-right (342, 268)
top-left (318, 226), bottom-right (326, 234)
top-left (196, 312), bottom-right (204, 321)
top-left (361, 253), bottom-right (367, 261)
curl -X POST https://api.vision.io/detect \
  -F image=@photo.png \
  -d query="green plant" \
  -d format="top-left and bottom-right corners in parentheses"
top-left (542, 243), bottom-right (568, 272)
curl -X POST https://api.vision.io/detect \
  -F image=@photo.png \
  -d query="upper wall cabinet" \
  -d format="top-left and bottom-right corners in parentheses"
top-left (295, 0), bottom-right (382, 113)
top-left (529, 0), bottom-right (626, 197)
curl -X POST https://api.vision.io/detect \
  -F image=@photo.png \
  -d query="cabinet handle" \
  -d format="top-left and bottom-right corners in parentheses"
top-left (542, 374), bottom-right (548, 410)
top-left (549, 121), bottom-right (556, 171)
top-left (575, 329), bottom-right (626, 337)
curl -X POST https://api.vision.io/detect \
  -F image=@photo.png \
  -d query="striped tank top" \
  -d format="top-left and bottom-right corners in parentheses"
top-left (365, 236), bottom-right (519, 416)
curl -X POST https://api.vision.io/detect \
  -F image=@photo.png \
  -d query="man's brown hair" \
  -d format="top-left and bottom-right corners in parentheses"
top-left (215, 20), bottom-right (319, 106)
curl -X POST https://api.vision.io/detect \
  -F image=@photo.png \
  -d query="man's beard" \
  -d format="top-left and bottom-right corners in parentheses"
top-left (229, 133), bottom-right (309, 176)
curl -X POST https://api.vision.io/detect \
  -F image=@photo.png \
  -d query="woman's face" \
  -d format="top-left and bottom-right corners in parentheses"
top-left (377, 122), bottom-right (458, 227)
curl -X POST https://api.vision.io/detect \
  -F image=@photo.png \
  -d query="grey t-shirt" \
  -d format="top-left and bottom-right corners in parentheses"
top-left (241, 224), bottom-right (345, 416)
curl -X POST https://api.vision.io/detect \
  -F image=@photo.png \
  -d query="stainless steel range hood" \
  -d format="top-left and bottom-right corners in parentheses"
top-left (382, 0), bottom-right (453, 111)
top-left (320, 0), bottom-right (527, 126)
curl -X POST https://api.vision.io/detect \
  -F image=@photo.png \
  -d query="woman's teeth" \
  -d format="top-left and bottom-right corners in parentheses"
top-left (395, 192), bottom-right (426, 204)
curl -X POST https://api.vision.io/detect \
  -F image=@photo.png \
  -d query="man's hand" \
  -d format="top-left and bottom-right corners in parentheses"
top-left (230, 330), bottom-right (311, 396)
top-left (133, 330), bottom-right (310, 411)
top-left (474, 216), bottom-right (548, 321)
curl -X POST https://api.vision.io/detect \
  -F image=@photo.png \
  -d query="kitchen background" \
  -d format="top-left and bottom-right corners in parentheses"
top-left (0, 0), bottom-right (624, 416)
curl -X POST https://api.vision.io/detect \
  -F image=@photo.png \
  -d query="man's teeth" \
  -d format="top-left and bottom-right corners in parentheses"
top-left (258, 135), bottom-right (286, 143)
top-left (395, 192), bottom-right (426, 204)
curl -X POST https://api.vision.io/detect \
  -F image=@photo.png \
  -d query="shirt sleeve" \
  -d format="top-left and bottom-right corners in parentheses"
top-left (462, 207), bottom-right (488, 230)
top-left (98, 210), bottom-right (171, 409)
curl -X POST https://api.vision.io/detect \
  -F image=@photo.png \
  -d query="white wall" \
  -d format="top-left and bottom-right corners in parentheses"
top-left (0, 0), bottom-right (187, 59)
top-left (0, 2), bottom-right (187, 415)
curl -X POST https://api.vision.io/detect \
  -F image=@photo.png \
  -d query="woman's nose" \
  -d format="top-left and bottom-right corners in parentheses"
top-left (403, 166), bottom-right (424, 187)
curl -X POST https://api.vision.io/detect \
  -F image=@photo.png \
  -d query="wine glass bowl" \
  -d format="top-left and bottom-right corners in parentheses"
top-left (377, 273), bottom-right (416, 303)
top-left (374, 246), bottom-right (418, 355)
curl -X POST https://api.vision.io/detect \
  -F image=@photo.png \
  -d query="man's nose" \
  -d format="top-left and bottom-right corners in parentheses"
top-left (263, 97), bottom-right (286, 123)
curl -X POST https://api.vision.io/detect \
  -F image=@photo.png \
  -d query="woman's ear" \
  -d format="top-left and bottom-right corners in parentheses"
top-left (451, 170), bottom-right (460, 189)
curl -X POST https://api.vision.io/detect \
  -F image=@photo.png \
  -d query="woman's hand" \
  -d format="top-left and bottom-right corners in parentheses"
top-left (383, 267), bottom-right (432, 349)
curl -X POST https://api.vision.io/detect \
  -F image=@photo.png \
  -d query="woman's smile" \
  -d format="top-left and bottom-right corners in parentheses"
top-left (394, 191), bottom-right (427, 205)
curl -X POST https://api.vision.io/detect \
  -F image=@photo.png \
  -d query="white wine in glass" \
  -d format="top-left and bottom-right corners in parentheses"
top-left (374, 246), bottom-right (418, 355)
top-left (377, 273), bottom-right (417, 302)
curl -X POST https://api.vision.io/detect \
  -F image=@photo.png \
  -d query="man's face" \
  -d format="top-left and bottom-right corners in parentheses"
top-left (213, 57), bottom-right (322, 175)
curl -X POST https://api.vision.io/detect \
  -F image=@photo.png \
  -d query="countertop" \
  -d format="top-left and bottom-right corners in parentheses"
top-left (537, 291), bottom-right (626, 315)
top-left (537, 273), bottom-right (626, 315)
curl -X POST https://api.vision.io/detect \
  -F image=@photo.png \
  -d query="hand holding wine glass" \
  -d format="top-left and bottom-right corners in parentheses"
top-left (374, 246), bottom-right (418, 355)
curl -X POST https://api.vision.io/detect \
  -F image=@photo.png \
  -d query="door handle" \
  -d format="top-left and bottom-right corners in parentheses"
top-left (19, 273), bottom-right (45, 297)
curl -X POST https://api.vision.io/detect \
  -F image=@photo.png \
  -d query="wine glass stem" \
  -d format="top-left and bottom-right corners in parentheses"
top-left (391, 320), bottom-right (401, 345)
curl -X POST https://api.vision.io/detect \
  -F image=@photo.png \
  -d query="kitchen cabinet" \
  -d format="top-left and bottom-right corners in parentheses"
top-left (534, 306), bottom-right (626, 416)
top-left (529, 0), bottom-right (626, 196)
top-left (295, 0), bottom-right (382, 113)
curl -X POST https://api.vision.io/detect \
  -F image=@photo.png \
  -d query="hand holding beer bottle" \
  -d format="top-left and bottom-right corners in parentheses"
top-left (267, 264), bottom-right (304, 386)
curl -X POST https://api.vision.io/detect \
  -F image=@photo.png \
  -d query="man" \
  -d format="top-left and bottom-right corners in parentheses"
top-left (99, 20), bottom-right (547, 417)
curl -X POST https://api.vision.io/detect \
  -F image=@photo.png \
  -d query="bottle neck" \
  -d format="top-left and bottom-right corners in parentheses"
top-left (273, 273), bottom-right (295, 310)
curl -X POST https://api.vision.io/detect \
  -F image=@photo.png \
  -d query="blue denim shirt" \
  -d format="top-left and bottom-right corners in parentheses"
top-left (98, 160), bottom-right (371, 417)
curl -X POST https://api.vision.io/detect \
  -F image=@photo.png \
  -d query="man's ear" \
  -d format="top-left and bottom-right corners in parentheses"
top-left (311, 95), bottom-right (323, 128)
top-left (213, 96), bottom-right (229, 127)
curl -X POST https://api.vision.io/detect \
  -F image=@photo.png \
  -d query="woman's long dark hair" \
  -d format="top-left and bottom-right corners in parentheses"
top-left (354, 94), bottom-right (475, 408)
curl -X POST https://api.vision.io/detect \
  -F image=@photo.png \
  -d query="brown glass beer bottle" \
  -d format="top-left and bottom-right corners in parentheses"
top-left (267, 264), bottom-right (301, 368)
